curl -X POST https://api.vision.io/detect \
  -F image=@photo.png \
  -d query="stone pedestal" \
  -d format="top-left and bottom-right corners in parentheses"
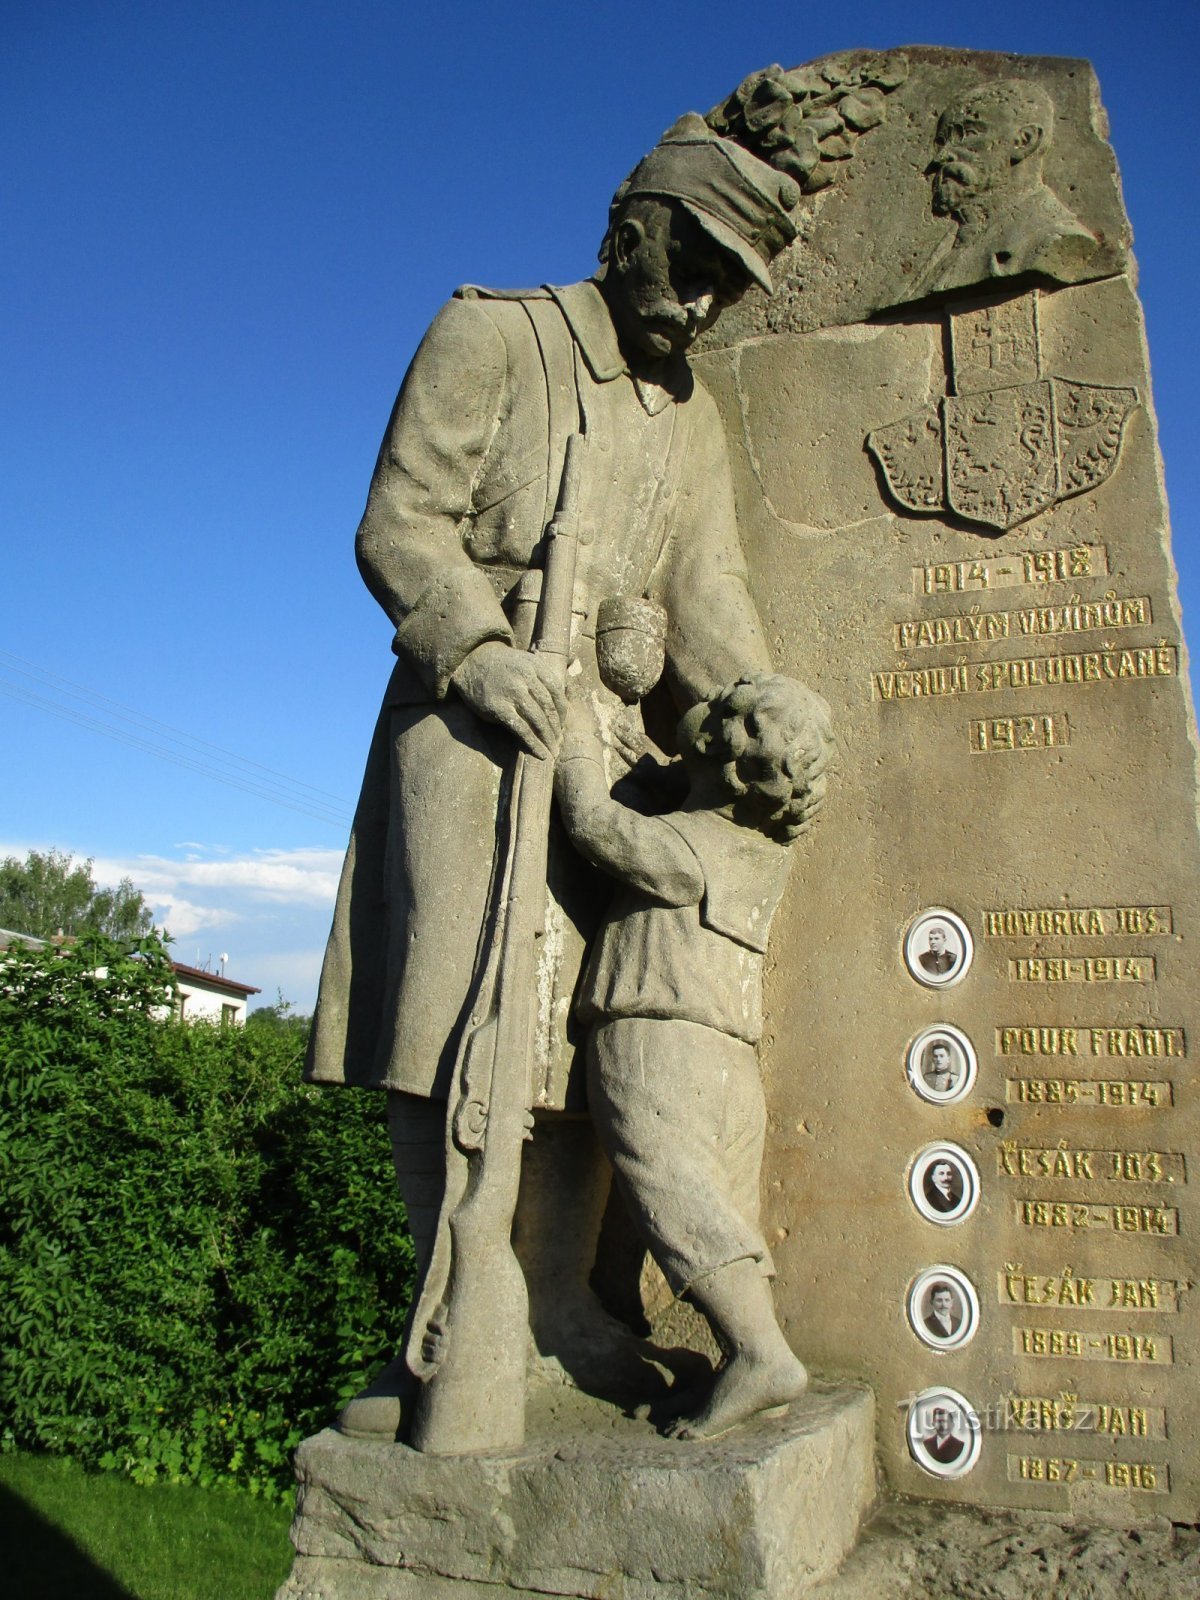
top-left (276, 1381), bottom-right (876, 1599)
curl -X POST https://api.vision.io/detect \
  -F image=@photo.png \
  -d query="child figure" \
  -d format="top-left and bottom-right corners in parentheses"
top-left (554, 671), bottom-right (834, 1439)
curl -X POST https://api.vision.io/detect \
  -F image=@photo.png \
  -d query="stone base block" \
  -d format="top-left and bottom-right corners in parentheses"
top-left (276, 1380), bottom-right (876, 1599)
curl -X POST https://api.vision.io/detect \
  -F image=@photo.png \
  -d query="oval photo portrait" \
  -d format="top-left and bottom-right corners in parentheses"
top-left (907, 1265), bottom-right (980, 1351)
top-left (906, 1387), bottom-right (982, 1478)
top-left (903, 907), bottom-right (973, 989)
top-left (908, 1142), bottom-right (980, 1226)
top-left (906, 1025), bottom-right (977, 1105)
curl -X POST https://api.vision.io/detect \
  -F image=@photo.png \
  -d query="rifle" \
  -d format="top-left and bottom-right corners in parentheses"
top-left (406, 433), bottom-right (586, 1454)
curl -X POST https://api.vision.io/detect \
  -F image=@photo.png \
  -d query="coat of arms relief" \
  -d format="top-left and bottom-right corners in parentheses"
top-left (867, 291), bottom-right (1138, 533)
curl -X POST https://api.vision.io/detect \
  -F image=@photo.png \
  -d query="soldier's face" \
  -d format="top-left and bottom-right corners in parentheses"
top-left (928, 101), bottom-right (1014, 216)
top-left (608, 200), bottom-right (751, 362)
top-left (932, 1045), bottom-right (951, 1072)
top-left (927, 928), bottom-right (946, 954)
top-left (932, 1408), bottom-right (952, 1438)
top-left (932, 1290), bottom-right (954, 1319)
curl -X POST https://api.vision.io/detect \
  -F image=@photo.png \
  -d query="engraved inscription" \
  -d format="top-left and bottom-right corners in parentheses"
top-left (986, 906), bottom-right (1173, 937)
top-left (873, 646), bottom-right (1177, 702)
top-left (970, 713), bottom-right (1069, 752)
top-left (1000, 1265), bottom-right (1182, 1313)
top-left (873, 664), bottom-right (971, 700)
top-left (1018, 1201), bottom-right (1179, 1235)
top-left (1009, 1455), bottom-right (1167, 1492)
top-left (973, 646), bottom-right (1177, 691)
top-left (998, 1145), bottom-right (1185, 1183)
top-left (895, 609), bottom-right (1013, 649)
top-left (999, 1026), bottom-right (1082, 1055)
top-left (998, 1026), bottom-right (1185, 1058)
top-left (1009, 957), bottom-right (1154, 984)
top-left (914, 545), bottom-right (1108, 596)
top-left (1007, 1079), bottom-right (1174, 1109)
top-left (1016, 1327), bottom-right (1172, 1363)
top-left (894, 595), bottom-right (1150, 650)
top-left (1089, 1027), bottom-right (1186, 1058)
top-left (1005, 1395), bottom-right (1165, 1439)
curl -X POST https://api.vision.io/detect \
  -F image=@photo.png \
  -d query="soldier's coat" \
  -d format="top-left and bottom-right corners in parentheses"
top-left (306, 280), bottom-right (770, 1107)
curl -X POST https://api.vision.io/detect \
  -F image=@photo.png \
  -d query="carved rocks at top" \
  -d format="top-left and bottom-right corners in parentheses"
top-left (866, 293), bottom-right (1138, 533)
top-left (695, 50), bottom-right (1130, 349)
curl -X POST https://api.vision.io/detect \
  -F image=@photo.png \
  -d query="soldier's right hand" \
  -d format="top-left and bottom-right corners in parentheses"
top-left (450, 640), bottom-right (567, 759)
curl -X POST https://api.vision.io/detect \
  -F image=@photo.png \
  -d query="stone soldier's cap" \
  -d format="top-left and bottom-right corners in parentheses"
top-left (619, 112), bottom-right (799, 293)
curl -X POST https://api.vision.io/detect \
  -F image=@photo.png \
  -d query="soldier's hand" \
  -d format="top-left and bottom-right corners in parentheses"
top-left (450, 640), bottom-right (567, 759)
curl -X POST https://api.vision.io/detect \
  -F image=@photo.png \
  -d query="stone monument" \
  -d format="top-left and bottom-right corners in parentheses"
top-left (279, 45), bottom-right (1200, 1599)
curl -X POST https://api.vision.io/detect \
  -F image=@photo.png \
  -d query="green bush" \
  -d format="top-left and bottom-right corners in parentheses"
top-left (0, 935), bottom-right (414, 1497)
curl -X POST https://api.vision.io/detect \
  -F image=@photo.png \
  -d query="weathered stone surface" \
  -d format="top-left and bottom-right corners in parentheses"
top-left (296, 42), bottom-right (1199, 1584)
top-left (697, 256), bottom-right (1199, 1515)
top-left (700, 48), bottom-right (1130, 347)
top-left (809, 1498), bottom-right (1200, 1599)
top-left (277, 1383), bottom-right (874, 1599)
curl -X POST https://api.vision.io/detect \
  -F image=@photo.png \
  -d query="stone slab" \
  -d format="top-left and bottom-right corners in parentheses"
top-left (694, 67), bottom-right (1200, 1514)
top-left (275, 1381), bottom-right (876, 1599)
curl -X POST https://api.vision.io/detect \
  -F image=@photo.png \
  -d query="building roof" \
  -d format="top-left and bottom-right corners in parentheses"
top-left (170, 961), bottom-right (261, 998)
top-left (0, 931), bottom-right (259, 998)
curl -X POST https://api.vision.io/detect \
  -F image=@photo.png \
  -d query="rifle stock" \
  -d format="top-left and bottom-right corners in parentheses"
top-left (407, 435), bottom-right (585, 1454)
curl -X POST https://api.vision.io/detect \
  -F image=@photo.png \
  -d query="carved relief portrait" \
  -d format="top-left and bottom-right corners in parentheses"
top-left (913, 78), bottom-right (1097, 297)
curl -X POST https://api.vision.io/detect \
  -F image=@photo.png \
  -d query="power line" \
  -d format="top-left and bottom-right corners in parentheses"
top-left (0, 648), bottom-right (350, 803)
top-left (0, 651), bottom-right (355, 830)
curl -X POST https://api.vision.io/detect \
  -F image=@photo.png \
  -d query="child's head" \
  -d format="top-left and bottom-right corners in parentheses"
top-left (680, 673), bottom-right (834, 841)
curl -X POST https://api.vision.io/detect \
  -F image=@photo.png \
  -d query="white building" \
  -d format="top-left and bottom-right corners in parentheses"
top-left (0, 929), bottom-right (259, 1024)
top-left (170, 961), bottom-right (260, 1025)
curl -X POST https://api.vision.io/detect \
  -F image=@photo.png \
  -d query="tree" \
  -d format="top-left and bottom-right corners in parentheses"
top-left (245, 991), bottom-right (312, 1039)
top-left (0, 849), bottom-right (156, 942)
top-left (0, 931), bottom-right (413, 1498)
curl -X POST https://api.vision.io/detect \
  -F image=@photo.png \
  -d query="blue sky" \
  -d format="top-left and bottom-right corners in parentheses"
top-left (3, 1), bottom-right (1197, 1009)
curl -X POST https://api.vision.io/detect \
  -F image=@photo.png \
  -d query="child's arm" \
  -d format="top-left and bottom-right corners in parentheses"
top-left (555, 710), bottom-right (703, 907)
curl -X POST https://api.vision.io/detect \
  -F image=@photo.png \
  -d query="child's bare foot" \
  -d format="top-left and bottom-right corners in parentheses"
top-left (664, 1351), bottom-right (808, 1441)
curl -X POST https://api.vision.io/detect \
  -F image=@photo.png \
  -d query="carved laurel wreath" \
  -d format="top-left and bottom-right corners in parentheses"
top-left (706, 52), bottom-right (909, 195)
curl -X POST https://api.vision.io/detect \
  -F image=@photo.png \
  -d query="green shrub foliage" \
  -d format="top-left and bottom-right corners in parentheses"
top-left (0, 935), bottom-right (414, 1496)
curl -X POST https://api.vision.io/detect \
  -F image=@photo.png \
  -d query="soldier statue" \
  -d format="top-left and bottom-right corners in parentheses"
top-left (305, 104), bottom-right (832, 1450)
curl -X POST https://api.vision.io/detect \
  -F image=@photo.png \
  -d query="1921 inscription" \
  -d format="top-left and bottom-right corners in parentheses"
top-left (914, 545), bottom-right (1109, 596)
top-left (970, 713), bottom-right (1069, 752)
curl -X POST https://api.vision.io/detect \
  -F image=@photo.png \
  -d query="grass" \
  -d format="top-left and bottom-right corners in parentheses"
top-left (0, 1451), bottom-right (295, 1600)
